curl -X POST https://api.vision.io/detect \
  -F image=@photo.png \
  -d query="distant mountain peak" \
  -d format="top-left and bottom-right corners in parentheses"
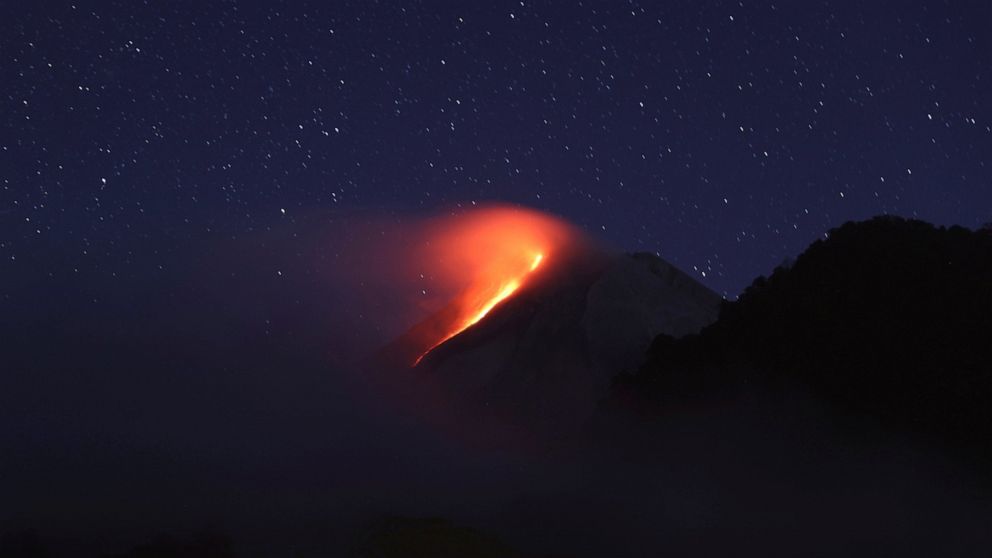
top-left (371, 249), bottom-right (721, 443)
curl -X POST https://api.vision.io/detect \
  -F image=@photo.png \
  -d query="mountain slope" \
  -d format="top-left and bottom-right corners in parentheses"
top-left (377, 249), bottom-right (722, 441)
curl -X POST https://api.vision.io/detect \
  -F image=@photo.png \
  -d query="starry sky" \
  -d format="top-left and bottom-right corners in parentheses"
top-left (2, 0), bottom-right (990, 298)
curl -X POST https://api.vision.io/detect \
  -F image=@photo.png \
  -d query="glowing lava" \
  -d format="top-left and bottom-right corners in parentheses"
top-left (415, 252), bottom-right (543, 365)
top-left (406, 206), bottom-right (579, 367)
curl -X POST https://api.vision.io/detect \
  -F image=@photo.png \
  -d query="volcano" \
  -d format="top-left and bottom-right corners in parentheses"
top-left (376, 243), bottom-right (722, 441)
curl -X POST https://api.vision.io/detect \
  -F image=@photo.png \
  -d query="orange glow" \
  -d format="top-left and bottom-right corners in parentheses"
top-left (408, 206), bottom-right (577, 366)
top-left (414, 253), bottom-right (542, 364)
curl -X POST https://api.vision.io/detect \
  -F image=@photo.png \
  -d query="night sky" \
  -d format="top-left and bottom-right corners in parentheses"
top-left (3, 1), bottom-right (990, 299)
top-left (3, 2), bottom-right (992, 555)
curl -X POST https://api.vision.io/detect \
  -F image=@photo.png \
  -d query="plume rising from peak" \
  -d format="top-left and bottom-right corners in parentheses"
top-left (367, 205), bottom-right (722, 445)
top-left (400, 205), bottom-right (587, 365)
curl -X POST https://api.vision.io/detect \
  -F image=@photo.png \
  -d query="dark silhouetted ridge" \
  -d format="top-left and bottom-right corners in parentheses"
top-left (618, 216), bottom-right (992, 459)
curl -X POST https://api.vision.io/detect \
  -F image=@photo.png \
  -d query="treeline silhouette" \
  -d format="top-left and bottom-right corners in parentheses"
top-left (0, 520), bottom-right (522, 558)
top-left (99, 531), bottom-right (235, 558)
top-left (0, 529), bottom-right (234, 558)
top-left (617, 216), bottom-right (992, 460)
top-left (351, 516), bottom-right (519, 558)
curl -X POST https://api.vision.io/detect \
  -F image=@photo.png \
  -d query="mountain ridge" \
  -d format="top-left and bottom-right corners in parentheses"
top-left (374, 248), bottom-right (722, 443)
top-left (610, 215), bottom-right (992, 462)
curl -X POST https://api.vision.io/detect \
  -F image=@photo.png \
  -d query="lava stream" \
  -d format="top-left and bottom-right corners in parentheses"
top-left (414, 252), bottom-right (544, 365)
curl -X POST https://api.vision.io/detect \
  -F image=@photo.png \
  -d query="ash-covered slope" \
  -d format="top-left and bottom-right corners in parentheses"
top-left (379, 249), bottom-right (721, 440)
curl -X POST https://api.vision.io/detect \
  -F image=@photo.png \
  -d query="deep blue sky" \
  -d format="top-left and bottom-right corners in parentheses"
top-left (2, 0), bottom-right (990, 297)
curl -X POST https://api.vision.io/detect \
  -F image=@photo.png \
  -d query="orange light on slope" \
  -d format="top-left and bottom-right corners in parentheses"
top-left (414, 253), bottom-right (543, 365)
top-left (397, 205), bottom-right (582, 367)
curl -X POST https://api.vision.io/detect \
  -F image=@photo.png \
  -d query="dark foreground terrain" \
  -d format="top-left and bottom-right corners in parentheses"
top-left (614, 216), bottom-right (992, 463)
top-left (2, 217), bottom-right (991, 557)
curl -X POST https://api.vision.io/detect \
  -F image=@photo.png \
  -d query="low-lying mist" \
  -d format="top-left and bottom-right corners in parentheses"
top-left (2, 207), bottom-right (989, 557)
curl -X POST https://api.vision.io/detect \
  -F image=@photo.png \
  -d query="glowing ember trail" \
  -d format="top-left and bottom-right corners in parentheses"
top-left (404, 205), bottom-right (579, 367)
top-left (414, 253), bottom-right (544, 365)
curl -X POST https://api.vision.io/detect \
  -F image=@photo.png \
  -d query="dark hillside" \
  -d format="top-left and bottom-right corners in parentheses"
top-left (620, 216), bottom-right (992, 459)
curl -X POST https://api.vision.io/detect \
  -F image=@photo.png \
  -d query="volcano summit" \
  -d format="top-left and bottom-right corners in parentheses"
top-left (373, 208), bottom-right (722, 443)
